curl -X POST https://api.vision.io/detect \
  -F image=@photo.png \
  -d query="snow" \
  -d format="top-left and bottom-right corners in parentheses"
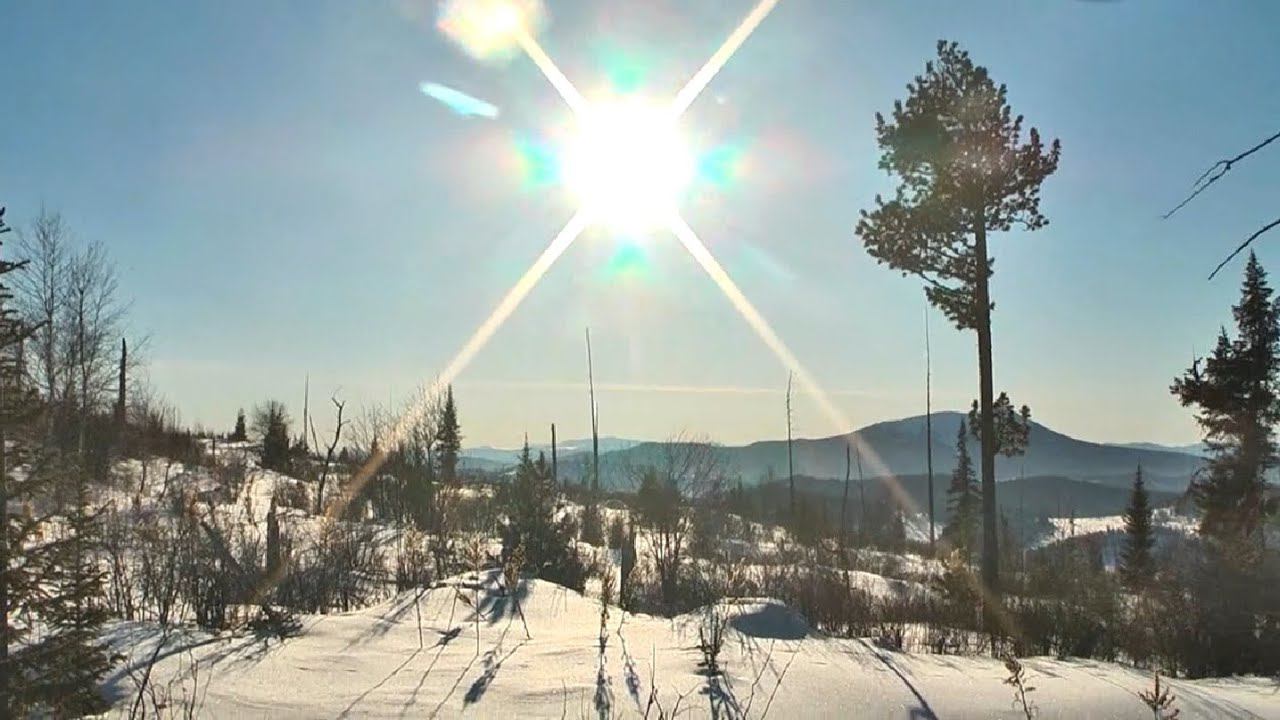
top-left (99, 571), bottom-right (1280, 719)
top-left (1035, 508), bottom-right (1200, 549)
top-left (84, 453), bottom-right (1280, 718)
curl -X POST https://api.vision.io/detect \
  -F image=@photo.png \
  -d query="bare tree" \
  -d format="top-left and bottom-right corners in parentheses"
top-left (14, 209), bottom-right (67, 416)
top-left (63, 241), bottom-right (128, 454)
top-left (632, 435), bottom-right (726, 613)
top-left (310, 396), bottom-right (347, 515)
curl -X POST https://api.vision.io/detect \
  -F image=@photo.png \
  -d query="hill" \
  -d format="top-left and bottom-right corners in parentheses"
top-left (587, 412), bottom-right (1202, 493)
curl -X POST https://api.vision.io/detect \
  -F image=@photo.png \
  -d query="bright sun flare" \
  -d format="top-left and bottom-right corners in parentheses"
top-left (562, 100), bottom-right (695, 232)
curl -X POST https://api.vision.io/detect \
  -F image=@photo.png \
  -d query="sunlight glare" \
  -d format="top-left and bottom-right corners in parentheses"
top-left (563, 100), bottom-right (695, 232)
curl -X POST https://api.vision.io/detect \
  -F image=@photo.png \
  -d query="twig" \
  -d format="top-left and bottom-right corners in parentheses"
top-left (1208, 217), bottom-right (1280, 280)
top-left (1165, 129), bottom-right (1280, 219)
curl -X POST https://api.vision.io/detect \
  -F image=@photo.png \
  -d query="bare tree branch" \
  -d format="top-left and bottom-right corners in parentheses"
top-left (1164, 128), bottom-right (1280, 219)
top-left (1208, 217), bottom-right (1280, 280)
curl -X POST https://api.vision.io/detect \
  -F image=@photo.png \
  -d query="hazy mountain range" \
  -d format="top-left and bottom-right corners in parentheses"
top-left (460, 436), bottom-right (640, 472)
top-left (463, 412), bottom-right (1206, 494)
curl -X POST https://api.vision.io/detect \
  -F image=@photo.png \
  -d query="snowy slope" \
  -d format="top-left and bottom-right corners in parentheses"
top-left (100, 572), bottom-right (1280, 719)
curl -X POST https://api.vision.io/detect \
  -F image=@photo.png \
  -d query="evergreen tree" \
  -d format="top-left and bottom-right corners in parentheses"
top-left (857, 41), bottom-right (1061, 592)
top-left (968, 392), bottom-right (1032, 458)
top-left (434, 385), bottom-right (461, 487)
top-left (580, 496), bottom-right (604, 546)
top-left (253, 400), bottom-right (291, 472)
top-left (32, 470), bottom-right (113, 716)
top-left (500, 443), bottom-right (581, 589)
top-left (944, 418), bottom-right (980, 564)
top-left (885, 509), bottom-right (907, 552)
top-left (1119, 466), bottom-right (1154, 590)
top-left (1172, 251), bottom-right (1280, 555)
top-left (232, 408), bottom-right (247, 442)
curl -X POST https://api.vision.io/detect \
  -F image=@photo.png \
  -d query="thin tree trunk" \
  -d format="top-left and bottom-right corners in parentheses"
top-left (786, 373), bottom-right (795, 524)
top-left (925, 300), bottom-right (935, 552)
top-left (550, 423), bottom-right (557, 487)
top-left (857, 444), bottom-right (866, 544)
top-left (301, 374), bottom-right (309, 452)
top-left (586, 328), bottom-right (599, 493)
top-left (840, 443), bottom-right (851, 561)
top-left (975, 215), bottom-right (1000, 595)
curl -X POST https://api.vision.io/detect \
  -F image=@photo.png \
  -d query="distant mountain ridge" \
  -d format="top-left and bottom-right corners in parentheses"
top-left (1108, 441), bottom-right (1208, 457)
top-left (470, 412), bottom-right (1204, 493)
top-left (462, 436), bottom-right (640, 465)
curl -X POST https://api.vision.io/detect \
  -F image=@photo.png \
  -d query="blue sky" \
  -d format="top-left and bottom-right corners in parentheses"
top-left (3, 0), bottom-right (1279, 447)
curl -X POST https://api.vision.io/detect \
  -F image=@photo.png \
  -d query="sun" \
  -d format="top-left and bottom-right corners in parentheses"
top-left (561, 99), bottom-right (696, 232)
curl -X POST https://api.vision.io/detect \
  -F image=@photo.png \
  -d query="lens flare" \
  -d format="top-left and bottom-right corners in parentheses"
top-left (437, 0), bottom-right (544, 61)
top-left (420, 82), bottom-right (500, 119)
top-left (512, 135), bottom-right (561, 188)
top-left (697, 143), bottom-right (747, 188)
top-left (603, 238), bottom-right (653, 281)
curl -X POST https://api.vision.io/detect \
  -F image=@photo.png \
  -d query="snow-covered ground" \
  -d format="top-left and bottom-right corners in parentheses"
top-left (99, 570), bottom-right (1280, 719)
top-left (83, 451), bottom-right (1280, 718)
top-left (1035, 508), bottom-right (1200, 549)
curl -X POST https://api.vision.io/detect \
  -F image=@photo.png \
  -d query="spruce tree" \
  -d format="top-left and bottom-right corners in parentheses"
top-left (232, 408), bottom-right (247, 442)
top-left (435, 385), bottom-right (461, 487)
top-left (1172, 251), bottom-right (1280, 675)
top-left (857, 41), bottom-right (1060, 592)
top-left (501, 443), bottom-right (579, 588)
top-left (253, 400), bottom-right (291, 472)
top-left (1172, 251), bottom-right (1279, 555)
top-left (1119, 466), bottom-right (1154, 591)
top-left (33, 470), bottom-right (113, 717)
top-left (944, 418), bottom-right (980, 564)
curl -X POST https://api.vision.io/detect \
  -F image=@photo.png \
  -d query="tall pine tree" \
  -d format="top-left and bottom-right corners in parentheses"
top-left (435, 385), bottom-right (461, 487)
top-left (1119, 465), bottom-right (1154, 590)
top-left (857, 41), bottom-right (1061, 592)
top-left (1172, 251), bottom-right (1279, 556)
top-left (943, 418), bottom-right (980, 564)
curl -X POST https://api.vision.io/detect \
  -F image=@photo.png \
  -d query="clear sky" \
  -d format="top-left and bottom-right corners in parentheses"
top-left (3, 0), bottom-right (1279, 448)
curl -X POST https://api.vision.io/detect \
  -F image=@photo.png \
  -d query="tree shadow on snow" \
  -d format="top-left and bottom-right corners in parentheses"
top-left (699, 672), bottom-right (743, 720)
top-left (336, 647), bottom-right (424, 719)
top-left (473, 576), bottom-right (531, 627)
top-left (427, 616), bottom-right (523, 717)
top-left (727, 603), bottom-right (808, 641)
top-left (463, 637), bottom-right (528, 705)
top-left (101, 630), bottom-right (231, 706)
top-left (614, 624), bottom-right (644, 710)
top-left (854, 639), bottom-right (938, 720)
top-left (340, 592), bottom-right (423, 652)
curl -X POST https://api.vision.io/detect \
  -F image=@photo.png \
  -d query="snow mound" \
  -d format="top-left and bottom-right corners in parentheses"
top-left (721, 599), bottom-right (809, 640)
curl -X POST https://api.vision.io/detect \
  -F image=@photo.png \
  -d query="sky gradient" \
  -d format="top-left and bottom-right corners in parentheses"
top-left (3, 0), bottom-right (1279, 447)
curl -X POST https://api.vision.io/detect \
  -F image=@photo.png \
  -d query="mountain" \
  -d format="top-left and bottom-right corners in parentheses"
top-left (462, 436), bottom-right (641, 466)
top-left (590, 412), bottom-right (1203, 493)
top-left (1108, 441), bottom-right (1209, 457)
top-left (792, 473), bottom-right (1181, 522)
